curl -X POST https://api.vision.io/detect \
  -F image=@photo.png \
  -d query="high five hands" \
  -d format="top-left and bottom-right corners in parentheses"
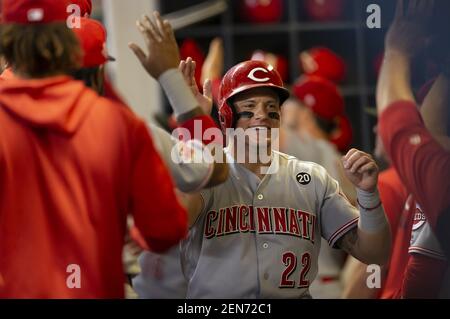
top-left (129, 11), bottom-right (180, 79)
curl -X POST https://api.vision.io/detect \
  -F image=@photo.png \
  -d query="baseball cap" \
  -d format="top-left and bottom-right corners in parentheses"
top-left (69, 0), bottom-right (92, 17)
top-left (2, 0), bottom-right (71, 24)
top-left (72, 17), bottom-right (115, 68)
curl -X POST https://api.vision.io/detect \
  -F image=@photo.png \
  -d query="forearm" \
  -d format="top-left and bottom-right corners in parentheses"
top-left (342, 190), bottom-right (391, 265)
top-left (353, 224), bottom-right (391, 266)
top-left (159, 69), bottom-right (201, 120)
top-left (376, 51), bottom-right (415, 115)
top-left (159, 69), bottom-right (229, 187)
top-left (357, 189), bottom-right (391, 265)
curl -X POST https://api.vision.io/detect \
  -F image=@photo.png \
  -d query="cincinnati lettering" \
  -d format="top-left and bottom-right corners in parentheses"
top-left (203, 205), bottom-right (316, 243)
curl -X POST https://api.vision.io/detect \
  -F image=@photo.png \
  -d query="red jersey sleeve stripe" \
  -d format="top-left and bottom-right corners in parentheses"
top-left (328, 217), bottom-right (359, 247)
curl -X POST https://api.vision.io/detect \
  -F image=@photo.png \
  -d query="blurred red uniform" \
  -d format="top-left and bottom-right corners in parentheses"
top-left (0, 0), bottom-right (187, 298)
top-left (379, 101), bottom-right (450, 257)
top-left (0, 75), bottom-right (188, 298)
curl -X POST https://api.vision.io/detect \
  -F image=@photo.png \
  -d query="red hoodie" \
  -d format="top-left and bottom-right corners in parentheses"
top-left (0, 75), bottom-right (187, 298)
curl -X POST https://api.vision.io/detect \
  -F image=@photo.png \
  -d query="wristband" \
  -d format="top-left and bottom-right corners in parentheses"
top-left (357, 189), bottom-right (388, 233)
top-left (159, 69), bottom-right (198, 118)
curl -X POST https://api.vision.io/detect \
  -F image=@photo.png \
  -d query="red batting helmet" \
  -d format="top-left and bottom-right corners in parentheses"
top-left (300, 47), bottom-right (347, 83)
top-left (304, 0), bottom-right (345, 22)
top-left (251, 50), bottom-right (289, 82)
top-left (292, 75), bottom-right (344, 120)
top-left (239, 0), bottom-right (283, 24)
top-left (218, 60), bottom-right (290, 131)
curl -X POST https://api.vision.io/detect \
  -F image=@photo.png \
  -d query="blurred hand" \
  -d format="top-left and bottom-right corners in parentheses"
top-left (342, 149), bottom-right (379, 193)
top-left (129, 11), bottom-right (180, 79)
top-left (201, 37), bottom-right (224, 84)
top-left (180, 57), bottom-right (213, 115)
top-left (385, 0), bottom-right (434, 59)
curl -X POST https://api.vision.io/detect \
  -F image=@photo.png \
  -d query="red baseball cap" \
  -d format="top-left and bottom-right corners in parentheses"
top-left (293, 75), bottom-right (344, 120)
top-left (2, 0), bottom-right (71, 24)
top-left (69, 0), bottom-right (92, 17)
top-left (72, 17), bottom-right (115, 68)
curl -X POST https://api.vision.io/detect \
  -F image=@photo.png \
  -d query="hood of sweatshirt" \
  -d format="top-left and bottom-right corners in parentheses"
top-left (0, 75), bottom-right (99, 135)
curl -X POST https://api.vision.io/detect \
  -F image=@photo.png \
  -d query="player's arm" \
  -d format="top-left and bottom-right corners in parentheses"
top-left (376, 0), bottom-right (431, 115)
top-left (149, 123), bottom-right (223, 192)
top-left (337, 149), bottom-right (391, 265)
top-left (420, 74), bottom-right (450, 151)
top-left (129, 12), bottom-right (228, 189)
top-left (376, 1), bottom-right (450, 256)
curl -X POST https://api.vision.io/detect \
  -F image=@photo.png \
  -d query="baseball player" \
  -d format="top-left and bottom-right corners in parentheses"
top-left (174, 59), bottom-right (391, 299)
top-left (377, 0), bottom-right (450, 257)
top-left (0, 0), bottom-right (188, 298)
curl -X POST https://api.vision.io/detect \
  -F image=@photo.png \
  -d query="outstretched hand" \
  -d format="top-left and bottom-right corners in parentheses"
top-left (385, 0), bottom-right (435, 59)
top-left (179, 57), bottom-right (213, 115)
top-left (129, 11), bottom-right (180, 79)
top-left (342, 149), bottom-right (379, 193)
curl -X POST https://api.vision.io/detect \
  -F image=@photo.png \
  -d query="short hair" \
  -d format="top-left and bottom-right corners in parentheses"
top-left (0, 23), bottom-right (81, 78)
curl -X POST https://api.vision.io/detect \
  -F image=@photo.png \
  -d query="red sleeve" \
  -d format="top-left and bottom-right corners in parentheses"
top-left (129, 121), bottom-right (188, 254)
top-left (379, 101), bottom-right (450, 240)
top-left (402, 253), bottom-right (448, 298)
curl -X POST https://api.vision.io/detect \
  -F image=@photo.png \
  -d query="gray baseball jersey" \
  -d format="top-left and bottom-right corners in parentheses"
top-left (409, 203), bottom-right (450, 298)
top-left (180, 149), bottom-right (360, 299)
top-left (409, 203), bottom-right (446, 261)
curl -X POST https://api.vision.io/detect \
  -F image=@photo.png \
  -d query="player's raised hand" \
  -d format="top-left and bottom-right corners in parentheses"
top-left (342, 149), bottom-right (379, 193)
top-left (129, 11), bottom-right (180, 79)
top-left (385, 0), bottom-right (435, 59)
top-left (179, 57), bottom-right (213, 115)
